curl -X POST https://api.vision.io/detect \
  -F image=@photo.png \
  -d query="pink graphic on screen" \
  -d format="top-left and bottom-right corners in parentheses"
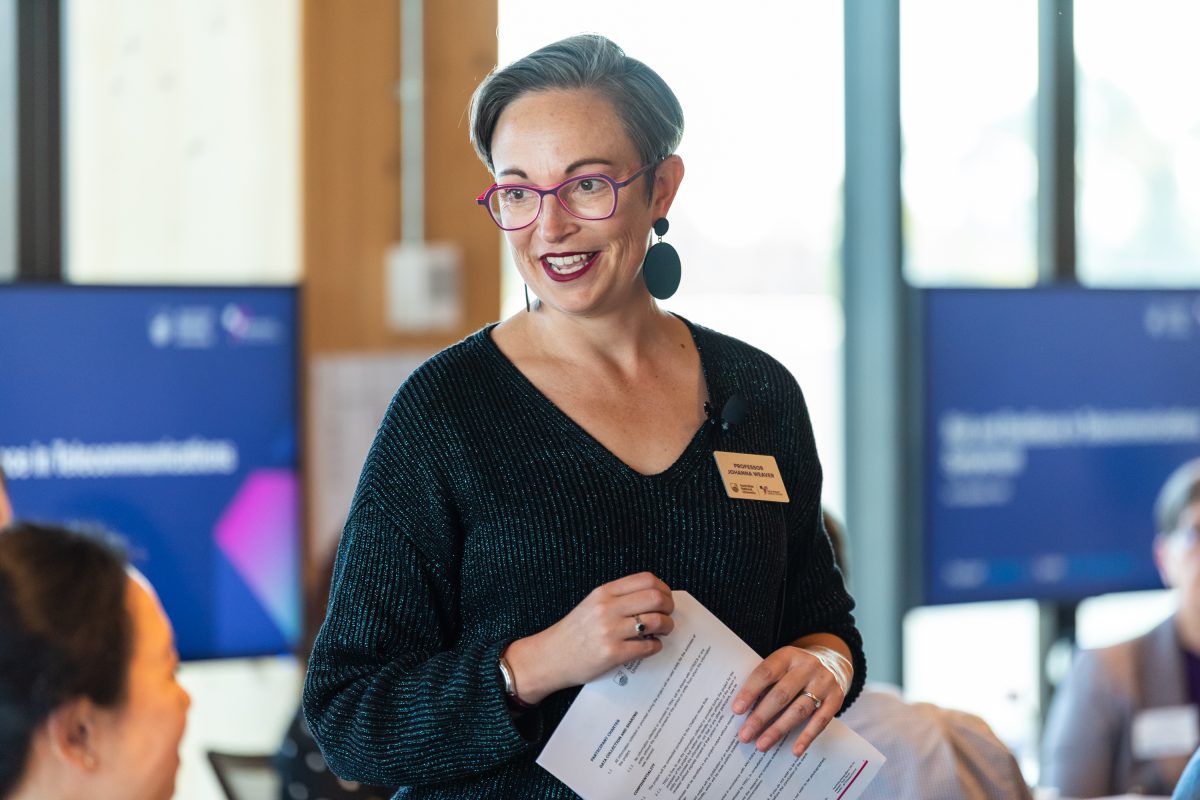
top-left (215, 469), bottom-right (300, 643)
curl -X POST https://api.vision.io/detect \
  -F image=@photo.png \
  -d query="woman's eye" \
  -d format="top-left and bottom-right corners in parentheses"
top-left (572, 178), bottom-right (609, 194)
top-left (501, 188), bottom-right (527, 203)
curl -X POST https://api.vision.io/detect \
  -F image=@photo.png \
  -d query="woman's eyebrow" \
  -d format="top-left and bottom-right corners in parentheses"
top-left (497, 158), bottom-right (616, 181)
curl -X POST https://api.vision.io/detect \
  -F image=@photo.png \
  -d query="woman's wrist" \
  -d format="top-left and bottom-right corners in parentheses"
top-left (501, 635), bottom-right (557, 706)
top-left (798, 644), bottom-right (852, 695)
top-left (498, 652), bottom-right (538, 710)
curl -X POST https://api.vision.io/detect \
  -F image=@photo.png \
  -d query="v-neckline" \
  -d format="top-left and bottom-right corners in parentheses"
top-left (480, 314), bottom-right (716, 483)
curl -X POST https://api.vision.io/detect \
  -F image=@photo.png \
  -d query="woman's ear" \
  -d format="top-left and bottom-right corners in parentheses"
top-left (45, 697), bottom-right (102, 772)
top-left (650, 154), bottom-right (685, 220)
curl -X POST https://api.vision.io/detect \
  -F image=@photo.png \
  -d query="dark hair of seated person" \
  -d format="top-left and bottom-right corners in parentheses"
top-left (0, 522), bottom-right (132, 798)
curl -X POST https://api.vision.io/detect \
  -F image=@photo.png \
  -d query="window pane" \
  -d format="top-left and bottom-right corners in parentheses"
top-left (63, 0), bottom-right (300, 284)
top-left (496, 3), bottom-right (846, 511)
top-left (901, 0), bottom-right (1038, 286)
top-left (1076, 0), bottom-right (1200, 287)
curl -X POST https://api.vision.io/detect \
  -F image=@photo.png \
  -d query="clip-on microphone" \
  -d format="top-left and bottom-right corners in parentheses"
top-left (704, 393), bottom-right (746, 432)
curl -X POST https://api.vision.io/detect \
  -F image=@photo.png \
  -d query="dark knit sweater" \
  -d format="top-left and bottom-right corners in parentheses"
top-left (303, 318), bottom-right (866, 799)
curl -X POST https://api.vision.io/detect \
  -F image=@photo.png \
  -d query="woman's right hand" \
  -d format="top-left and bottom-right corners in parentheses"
top-left (501, 572), bottom-right (674, 705)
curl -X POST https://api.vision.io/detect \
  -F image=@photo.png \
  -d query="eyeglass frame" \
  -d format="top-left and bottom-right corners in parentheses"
top-left (475, 162), bottom-right (659, 232)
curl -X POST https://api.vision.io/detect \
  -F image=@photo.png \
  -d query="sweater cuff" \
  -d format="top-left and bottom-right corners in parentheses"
top-left (486, 639), bottom-right (545, 746)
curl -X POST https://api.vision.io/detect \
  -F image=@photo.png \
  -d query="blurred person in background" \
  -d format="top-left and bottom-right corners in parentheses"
top-left (1042, 457), bottom-right (1200, 797)
top-left (0, 522), bottom-right (190, 800)
top-left (824, 510), bottom-right (1034, 800)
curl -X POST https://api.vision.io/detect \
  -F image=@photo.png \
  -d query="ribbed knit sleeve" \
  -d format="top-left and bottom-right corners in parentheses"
top-left (302, 382), bottom-right (539, 788)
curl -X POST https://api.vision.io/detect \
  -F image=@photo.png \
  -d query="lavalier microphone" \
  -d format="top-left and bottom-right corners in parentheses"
top-left (704, 393), bottom-right (746, 432)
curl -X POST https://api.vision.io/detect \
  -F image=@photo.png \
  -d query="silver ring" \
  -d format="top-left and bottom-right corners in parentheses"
top-left (633, 615), bottom-right (647, 636)
top-left (801, 690), bottom-right (822, 711)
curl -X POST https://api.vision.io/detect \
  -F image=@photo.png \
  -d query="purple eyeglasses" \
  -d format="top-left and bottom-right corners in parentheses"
top-left (476, 163), bottom-right (657, 231)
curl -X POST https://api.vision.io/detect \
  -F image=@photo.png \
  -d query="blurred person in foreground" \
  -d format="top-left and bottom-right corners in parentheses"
top-left (0, 522), bottom-right (190, 800)
top-left (304, 33), bottom-right (864, 797)
top-left (823, 511), bottom-right (1033, 800)
top-left (1042, 457), bottom-right (1200, 797)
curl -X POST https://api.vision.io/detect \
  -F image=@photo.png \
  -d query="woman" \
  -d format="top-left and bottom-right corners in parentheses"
top-left (304, 34), bottom-right (864, 797)
top-left (0, 523), bottom-right (191, 800)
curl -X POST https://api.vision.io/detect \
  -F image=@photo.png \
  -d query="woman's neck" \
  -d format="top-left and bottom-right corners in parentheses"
top-left (7, 753), bottom-right (76, 800)
top-left (521, 298), bottom-right (677, 370)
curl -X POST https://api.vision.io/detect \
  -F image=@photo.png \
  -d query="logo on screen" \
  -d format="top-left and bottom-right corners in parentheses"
top-left (147, 307), bottom-right (217, 349)
top-left (221, 304), bottom-right (284, 345)
top-left (1144, 300), bottom-right (1194, 340)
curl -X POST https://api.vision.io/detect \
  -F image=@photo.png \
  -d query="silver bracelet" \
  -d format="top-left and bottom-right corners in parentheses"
top-left (498, 654), bottom-right (536, 709)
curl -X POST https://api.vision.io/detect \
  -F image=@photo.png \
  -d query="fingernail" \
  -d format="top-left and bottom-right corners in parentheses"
top-left (732, 701), bottom-right (745, 714)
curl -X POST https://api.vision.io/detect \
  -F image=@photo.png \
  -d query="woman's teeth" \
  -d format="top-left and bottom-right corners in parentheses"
top-left (545, 253), bottom-right (594, 275)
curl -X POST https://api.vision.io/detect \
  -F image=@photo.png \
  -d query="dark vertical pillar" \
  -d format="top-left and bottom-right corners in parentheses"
top-left (1038, 0), bottom-right (1076, 283)
top-left (17, 0), bottom-right (61, 281)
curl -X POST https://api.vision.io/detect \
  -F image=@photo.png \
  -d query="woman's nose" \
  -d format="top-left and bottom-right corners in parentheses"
top-left (537, 197), bottom-right (578, 241)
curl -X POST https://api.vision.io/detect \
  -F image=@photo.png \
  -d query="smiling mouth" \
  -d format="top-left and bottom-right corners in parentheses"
top-left (542, 252), bottom-right (599, 278)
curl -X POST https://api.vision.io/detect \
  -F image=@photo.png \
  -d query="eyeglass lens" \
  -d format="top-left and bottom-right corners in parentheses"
top-left (489, 176), bottom-right (616, 230)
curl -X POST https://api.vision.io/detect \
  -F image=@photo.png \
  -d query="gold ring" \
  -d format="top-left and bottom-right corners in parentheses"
top-left (801, 690), bottom-right (822, 710)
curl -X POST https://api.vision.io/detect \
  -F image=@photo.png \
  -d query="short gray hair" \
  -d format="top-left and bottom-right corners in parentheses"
top-left (469, 34), bottom-right (684, 176)
top-left (1154, 457), bottom-right (1200, 534)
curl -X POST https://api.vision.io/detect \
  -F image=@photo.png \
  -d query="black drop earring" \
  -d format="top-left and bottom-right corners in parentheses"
top-left (524, 284), bottom-right (532, 313)
top-left (641, 217), bottom-right (681, 300)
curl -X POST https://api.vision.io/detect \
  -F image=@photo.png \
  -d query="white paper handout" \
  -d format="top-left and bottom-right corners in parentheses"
top-left (537, 591), bottom-right (885, 800)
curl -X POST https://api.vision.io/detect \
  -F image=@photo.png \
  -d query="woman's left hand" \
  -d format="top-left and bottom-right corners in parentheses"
top-left (730, 646), bottom-right (846, 756)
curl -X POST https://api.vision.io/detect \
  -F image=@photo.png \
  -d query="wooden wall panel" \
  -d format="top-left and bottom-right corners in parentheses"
top-left (426, 0), bottom-right (503, 336)
top-left (302, 0), bottom-right (499, 356)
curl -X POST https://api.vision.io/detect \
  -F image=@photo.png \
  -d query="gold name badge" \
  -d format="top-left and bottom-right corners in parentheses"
top-left (713, 451), bottom-right (790, 503)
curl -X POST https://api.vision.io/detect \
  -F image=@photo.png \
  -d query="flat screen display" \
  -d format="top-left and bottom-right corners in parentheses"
top-left (922, 287), bottom-right (1200, 604)
top-left (0, 285), bottom-right (300, 659)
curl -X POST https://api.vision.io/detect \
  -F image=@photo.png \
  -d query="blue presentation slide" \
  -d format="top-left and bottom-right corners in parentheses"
top-left (0, 286), bottom-right (300, 659)
top-left (922, 288), bottom-right (1200, 605)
